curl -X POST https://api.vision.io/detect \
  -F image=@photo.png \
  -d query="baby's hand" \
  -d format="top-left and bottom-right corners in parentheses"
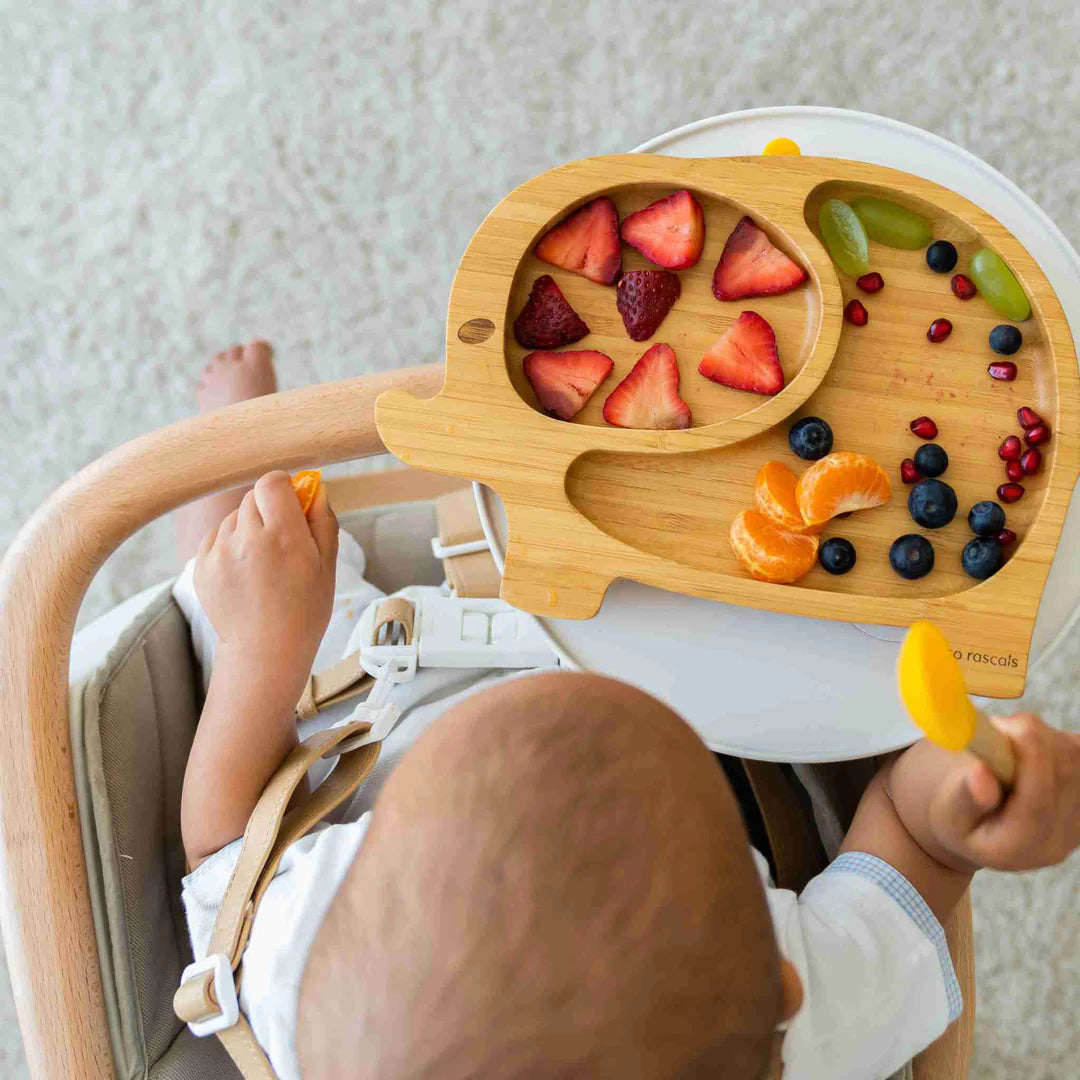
top-left (927, 714), bottom-right (1080, 871)
top-left (194, 471), bottom-right (338, 710)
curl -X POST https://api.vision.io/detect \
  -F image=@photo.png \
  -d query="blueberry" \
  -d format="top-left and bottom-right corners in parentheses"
top-left (908, 478), bottom-right (958, 529)
top-left (890, 534), bottom-right (935, 579)
top-left (819, 537), bottom-right (857, 575)
top-left (913, 443), bottom-right (948, 478)
top-left (789, 417), bottom-right (834, 461)
top-left (926, 240), bottom-right (958, 273)
top-left (989, 324), bottom-right (1022, 355)
top-left (968, 500), bottom-right (1006, 537)
top-left (961, 537), bottom-right (1003, 580)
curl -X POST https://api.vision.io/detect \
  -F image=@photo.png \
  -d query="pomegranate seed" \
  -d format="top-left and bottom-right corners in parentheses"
top-left (998, 483), bottom-right (1025, 504)
top-left (856, 272), bottom-right (885, 293)
top-left (950, 274), bottom-right (977, 300)
top-left (996, 529), bottom-right (1017, 546)
top-left (988, 361), bottom-right (1017, 381)
top-left (927, 318), bottom-right (952, 343)
top-left (900, 458), bottom-right (922, 484)
top-left (998, 435), bottom-right (1022, 461)
top-left (1025, 423), bottom-right (1051, 447)
top-left (1020, 447), bottom-right (1042, 475)
top-left (1005, 459), bottom-right (1024, 482)
top-left (910, 416), bottom-right (938, 439)
top-left (844, 299), bottom-right (869, 326)
top-left (1017, 406), bottom-right (1043, 429)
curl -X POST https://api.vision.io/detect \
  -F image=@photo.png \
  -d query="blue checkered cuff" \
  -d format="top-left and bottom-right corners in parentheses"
top-left (825, 851), bottom-right (963, 1023)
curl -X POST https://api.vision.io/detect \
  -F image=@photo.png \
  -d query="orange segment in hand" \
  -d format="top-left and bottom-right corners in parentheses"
top-left (730, 509), bottom-right (819, 584)
top-left (289, 470), bottom-right (323, 518)
top-left (795, 451), bottom-right (891, 527)
top-left (754, 461), bottom-right (824, 535)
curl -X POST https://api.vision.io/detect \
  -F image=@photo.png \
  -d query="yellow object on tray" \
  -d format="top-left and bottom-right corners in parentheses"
top-left (897, 620), bottom-right (976, 750)
top-left (897, 620), bottom-right (1016, 785)
top-left (289, 470), bottom-right (322, 518)
top-left (762, 137), bottom-right (801, 156)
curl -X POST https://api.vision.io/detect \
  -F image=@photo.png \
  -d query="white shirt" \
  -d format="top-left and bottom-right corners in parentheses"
top-left (176, 539), bottom-right (960, 1080)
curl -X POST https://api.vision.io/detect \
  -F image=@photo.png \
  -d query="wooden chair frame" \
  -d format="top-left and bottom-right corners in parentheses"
top-left (0, 361), bottom-right (971, 1077)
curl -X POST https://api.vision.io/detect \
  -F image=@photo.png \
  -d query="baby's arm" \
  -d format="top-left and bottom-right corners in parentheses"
top-left (842, 714), bottom-right (1080, 924)
top-left (180, 472), bottom-right (338, 869)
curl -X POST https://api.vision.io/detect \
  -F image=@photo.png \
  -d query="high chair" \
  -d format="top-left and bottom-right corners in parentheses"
top-left (0, 363), bottom-right (973, 1079)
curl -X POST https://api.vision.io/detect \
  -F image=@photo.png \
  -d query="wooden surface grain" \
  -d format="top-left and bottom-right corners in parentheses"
top-left (376, 154), bottom-right (1080, 697)
top-left (0, 363), bottom-right (443, 1078)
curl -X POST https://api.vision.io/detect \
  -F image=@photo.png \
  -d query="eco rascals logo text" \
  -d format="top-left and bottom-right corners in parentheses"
top-left (954, 650), bottom-right (1020, 668)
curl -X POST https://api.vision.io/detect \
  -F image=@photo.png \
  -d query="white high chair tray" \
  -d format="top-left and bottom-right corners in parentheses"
top-left (475, 107), bottom-right (1080, 763)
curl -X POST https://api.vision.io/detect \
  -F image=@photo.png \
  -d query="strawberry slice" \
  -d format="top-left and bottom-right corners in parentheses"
top-left (522, 349), bottom-right (614, 421)
top-left (602, 343), bottom-right (692, 430)
top-left (513, 275), bottom-right (590, 349)
top-left (616, 270), bottom-right (681, 341)
top-left (619, 189), bottom-right (705, 270)
top-left (712, 216), bottom-right (808, 301)
top-left (699, 311), bottom-right (784, 396)
top-left (534, 197), bottom-right (621, 285)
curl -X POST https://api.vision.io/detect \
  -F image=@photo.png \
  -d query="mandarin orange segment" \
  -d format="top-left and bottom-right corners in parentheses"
top-left (729, 509), bottom-right (819, 584)
top-left (753, 461), bottom-right (824, 535)
top-left (289, 470), bottom-right (323, 518)
top-left (795, 451), bottom-right (892, 527)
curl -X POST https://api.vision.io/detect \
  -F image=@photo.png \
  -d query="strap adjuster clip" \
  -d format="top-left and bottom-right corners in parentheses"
top-left (431, 536), bottom-right (490, 559)
top-left (179, 953), bottom-right (239, 1037)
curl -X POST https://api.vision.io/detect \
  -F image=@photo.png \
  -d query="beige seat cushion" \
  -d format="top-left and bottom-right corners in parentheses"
top-left (69, 502), bottom-right (444, 1078)
top-left (71, 586), bottom-right (236, 1079)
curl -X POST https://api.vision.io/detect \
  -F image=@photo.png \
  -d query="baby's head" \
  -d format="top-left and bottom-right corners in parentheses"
top-left (300, 672), bottom-right (791, 1079)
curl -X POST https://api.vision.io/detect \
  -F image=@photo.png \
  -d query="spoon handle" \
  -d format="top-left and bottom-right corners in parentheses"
top-left (969, 710), bottom-right (1016, 787)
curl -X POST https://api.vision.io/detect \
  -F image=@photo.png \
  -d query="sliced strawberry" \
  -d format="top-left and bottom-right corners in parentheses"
top-left (616, 270), bottom-right (681, 341)
top-left (699, 311), bottom-right (784, 396)
top-left (534, 197), bottom-right (621, 285)
top-left (712, 216), bottom-right (808, 301)
top-left (513, 275), bottom-right (589, 349)
top-left (602, 343), bottom-right (691, 430)
top-left (522, 349), bottom-right (614, 421)
top-left (619, 189), bottom-right (705, 270)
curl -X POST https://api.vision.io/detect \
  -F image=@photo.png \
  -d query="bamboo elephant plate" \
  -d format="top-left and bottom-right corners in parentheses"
top-left (376, 154), bottom-right (1080, 697)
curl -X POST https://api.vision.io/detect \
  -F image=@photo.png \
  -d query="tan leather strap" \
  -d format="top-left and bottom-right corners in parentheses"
top-left (295, 596), bottom-right (418, 721)
top-left (174, 719), bottom-right (381, 1078)
top-left (218, 1016), bottom-right (279, 1080)
top-left (369, 595), bottom-right (415, 645)
top-left (295, 653), bottom-right (373, 720)
top-left (435, 487), bottom-right (501, 598)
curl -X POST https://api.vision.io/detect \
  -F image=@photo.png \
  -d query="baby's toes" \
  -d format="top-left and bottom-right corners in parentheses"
top-left (244, 338), bottom-right (274, 364)
top-left (240, 338), bottom-right (278, 394)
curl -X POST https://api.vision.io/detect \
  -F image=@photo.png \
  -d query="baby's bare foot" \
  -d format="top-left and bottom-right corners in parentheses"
top-left (197, 339), bottom-right (278, 411)
top-left (176, 339), bottom-right (279, 562)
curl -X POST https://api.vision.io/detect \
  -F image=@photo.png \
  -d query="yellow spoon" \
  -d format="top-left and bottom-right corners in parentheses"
top-left (897, 620), bottom-right (1016, 786)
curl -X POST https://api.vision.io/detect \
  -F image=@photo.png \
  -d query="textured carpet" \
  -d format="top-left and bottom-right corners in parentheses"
top-left (2, 1), bottom-right (1078, 1075)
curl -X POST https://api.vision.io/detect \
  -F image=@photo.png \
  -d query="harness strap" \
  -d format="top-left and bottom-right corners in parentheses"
top-left (435, 487), bottom-right (501, 598)
top-left (297, 488), bottom-right (502, 723)
top-left (295, 654), bottom-right (372, 720)
top-left (174, 719), bottom-right (381, 1078)
top-left (295, 594), bottom-right (419, 721)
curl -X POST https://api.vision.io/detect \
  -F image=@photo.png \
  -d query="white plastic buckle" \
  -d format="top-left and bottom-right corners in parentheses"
top-left (179, 954), bottom-right (239, 1038)
top-left (431, 536), bottom-right (490, 559)
top-left (323, 663), bottom-right (405, 756)
top-left (351, 586), bottom-right (556, 671)
top-left (358, 609), bottom-right (420, 683)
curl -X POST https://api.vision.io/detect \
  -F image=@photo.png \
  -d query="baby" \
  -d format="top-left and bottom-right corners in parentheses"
top-left (177, 341), bottom-right (1080, 1080)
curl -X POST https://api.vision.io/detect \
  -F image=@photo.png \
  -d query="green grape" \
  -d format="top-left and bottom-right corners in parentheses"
top-left (818, 199), bottom-right (870, 277)
top-left (970, 248), bottom-right (1031, 322)
top-left (851, 196), bottom-right (933, 250)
